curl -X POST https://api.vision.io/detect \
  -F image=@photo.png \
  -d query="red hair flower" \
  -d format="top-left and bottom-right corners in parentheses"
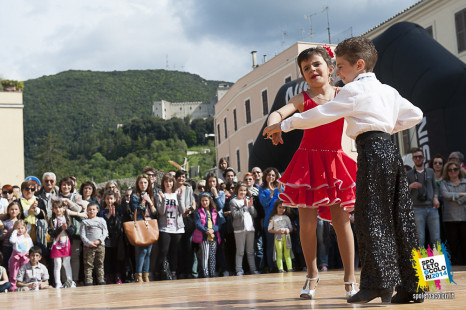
top-left (322, 44), bottom-right (334, 58)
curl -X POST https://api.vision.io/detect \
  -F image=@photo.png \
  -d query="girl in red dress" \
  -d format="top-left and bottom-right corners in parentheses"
top-left (266, 46), bottom-right (357, 300)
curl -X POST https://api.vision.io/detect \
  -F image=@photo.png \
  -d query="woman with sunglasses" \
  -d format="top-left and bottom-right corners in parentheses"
top-left (14, 181), bottom-right (46, 243)
top-left (2, 185), bottom-right (15, 203)
top-left (440, 161), bottom-right (466, 265)
top-left (429, 154), bottom-right (447, 184)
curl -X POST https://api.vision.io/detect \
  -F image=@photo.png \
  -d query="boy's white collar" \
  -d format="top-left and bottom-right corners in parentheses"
top-left (355, 72), bottom-right (375, 81)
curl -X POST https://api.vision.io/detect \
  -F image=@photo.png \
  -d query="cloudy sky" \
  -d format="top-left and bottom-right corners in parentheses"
top-left (1, 0), bottom-right (420, 83)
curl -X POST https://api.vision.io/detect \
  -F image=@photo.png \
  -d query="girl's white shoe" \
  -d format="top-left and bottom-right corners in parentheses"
top-left (300, 274), bottom-right (319, 299)
top-left (344, 282), bottom-right (358, 299)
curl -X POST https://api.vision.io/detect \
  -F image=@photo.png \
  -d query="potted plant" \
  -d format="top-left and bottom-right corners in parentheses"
top-left (1, 80), bottom-right (24, 91)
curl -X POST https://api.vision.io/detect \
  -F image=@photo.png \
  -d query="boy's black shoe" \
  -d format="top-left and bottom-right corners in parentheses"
top-left (391, 289), bottom-right (424, 303)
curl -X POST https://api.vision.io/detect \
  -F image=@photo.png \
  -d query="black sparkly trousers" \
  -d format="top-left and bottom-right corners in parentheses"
top-left (355, 131), bottom-right (419, 292)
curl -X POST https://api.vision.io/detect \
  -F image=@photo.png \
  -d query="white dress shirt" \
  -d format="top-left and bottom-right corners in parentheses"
top-left (281, 73), bottom-right (423, 139)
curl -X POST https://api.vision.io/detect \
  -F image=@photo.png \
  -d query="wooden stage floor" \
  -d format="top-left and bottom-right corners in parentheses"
top-left (1, 268), bottom-right (465, 309)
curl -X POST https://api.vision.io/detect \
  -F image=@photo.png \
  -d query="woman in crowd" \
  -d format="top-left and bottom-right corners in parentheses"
top-left (258, 167), bottom-right (283, 273)
top-left (129, 174), bottom-right (157, 282)
top-left (439, 161), bottom-right (466, 265)
top-left (58, 177), bottom-right (88, 284)
top-left (174, 170), bottom-right (197, 279)
top-left (80, 181), bottom-right (100, 209)
top-left (155, 174), bottom-right (185, 280)
top-left (429, 154), bottom-right (447, 184)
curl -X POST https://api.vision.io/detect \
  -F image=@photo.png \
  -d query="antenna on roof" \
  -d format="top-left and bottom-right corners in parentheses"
top-left (323, 6), bottom-right (331, 44)
top-left (304, 13), bottom-right (318, 42)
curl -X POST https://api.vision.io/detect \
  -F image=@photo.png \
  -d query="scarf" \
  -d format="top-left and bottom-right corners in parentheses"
top-left (20, 197), bottom-right (37, 225)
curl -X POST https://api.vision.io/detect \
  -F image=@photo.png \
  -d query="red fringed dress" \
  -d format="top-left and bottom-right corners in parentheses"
top-left (278, 91), bottom-right (357, 221)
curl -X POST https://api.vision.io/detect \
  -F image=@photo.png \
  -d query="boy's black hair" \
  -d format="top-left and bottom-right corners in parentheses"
top-left (29, 246), bottom-right (42, 256)
top-left (334, 36), bottom-right (378, 72)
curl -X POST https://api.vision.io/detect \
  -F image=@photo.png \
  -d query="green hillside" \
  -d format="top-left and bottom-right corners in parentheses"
top-left (22, 69), bottom-right (229, 179)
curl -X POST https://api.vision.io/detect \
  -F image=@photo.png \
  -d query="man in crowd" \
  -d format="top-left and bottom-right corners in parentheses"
top-left (407, 149), bottom-right (440, 248)
top-left (251, 167), bottom-right (263, 189)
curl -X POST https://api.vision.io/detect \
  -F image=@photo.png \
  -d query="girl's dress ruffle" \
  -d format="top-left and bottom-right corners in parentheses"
top-left (278, 148), bottom-right (356, 221)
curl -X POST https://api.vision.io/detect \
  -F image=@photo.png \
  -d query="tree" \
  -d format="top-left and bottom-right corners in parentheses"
top-left (33, 132), bottom-right (70, 178)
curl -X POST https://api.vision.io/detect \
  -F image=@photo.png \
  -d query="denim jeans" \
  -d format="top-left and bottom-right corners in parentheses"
top-left (135, 245), bottom-right (152, 273)
top-left (413, 207), bottom-right (440, 247)
top-left (316, 218), bottom-right (329, 267)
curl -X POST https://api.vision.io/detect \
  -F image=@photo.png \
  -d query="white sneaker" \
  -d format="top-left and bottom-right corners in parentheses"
top-left (236, 271), bottom-right (244, 276)
top-left (70, 281), bottom-right (77, 288)
top-left (55, 283), bottom-right (63, 289)
top-left (223, 271), bottom-right (230, 277)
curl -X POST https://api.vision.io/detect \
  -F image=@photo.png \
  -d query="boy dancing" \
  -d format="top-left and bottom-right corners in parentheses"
top-left (263, 37), bottom-right (423, 303)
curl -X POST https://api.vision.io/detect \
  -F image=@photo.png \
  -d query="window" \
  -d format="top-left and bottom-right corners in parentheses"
top-left (262, 90), bottom-right (269, 116)
top-left (233, 108), bottom-right (238, 131)
top-left (248, 142), bottom-right (254, 159)
top-left (217, 124), bottom-right (221, 144)
top-left (455, 8), bottom-right (466, 53)
top-left (285, 76), bottom-right (292, 83)
top-left (223, 117), bottom-right (228, 139)
top-left (236, 149), bottom-right (241, 172)
top-left (245, 99), bottom-right (251, 124)
top-left (425, 25), bottom-right (433, 37)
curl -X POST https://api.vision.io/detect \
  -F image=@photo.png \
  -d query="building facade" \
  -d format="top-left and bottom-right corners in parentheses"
top-left (0, 91), bottom-right (25, 186)
top-left (152, 99), bottom-right (215, 120)
top-left (364, 0), bottom-right (466, 63)
top-left (214, 43), bottom-right (357, 180)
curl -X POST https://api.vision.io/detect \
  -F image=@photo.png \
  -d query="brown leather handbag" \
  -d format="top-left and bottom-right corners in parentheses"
top-left (123, 210), bottom-right (159, 246)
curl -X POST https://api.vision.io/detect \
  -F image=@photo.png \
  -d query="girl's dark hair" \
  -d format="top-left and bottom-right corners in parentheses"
top-left (100, 190), bottom-right (119, 210)
top-left (197, 193), bottom-right (216, 212)
top-left (58, 177), bottom-right (75, 193)
top-left (218, 157), bottom-right (229, 168)
top-left (79, 181), bottom-right (97, 199)
top-left (134, 174), bottom-right (154, 199)
top-left (6, 201), bottom-right (24, 220)
top-left (297, 47), bottom-right (333, 77)
top-left (205, 173), bottom-right (219, 192)
top-left (261, 167), bottom-right (280, 189)
top-left (49, 199), bottom-right (71, 229)
top-left (428, 154), bottom-right (446, 169)
top-left (233, 182), bottom-right (249, 196)
top-left (160, 174), bottom-right (176, 193)
top-left (268, 199), bottom-right (288, 223)
top-left (0, 252), bottom-right (3, 266)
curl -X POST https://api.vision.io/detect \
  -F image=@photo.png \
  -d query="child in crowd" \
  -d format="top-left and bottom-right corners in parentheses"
top-left (0, 201), bottom-right (23, 268)
top-left (99, 190), bottom-right (125, 284)
top-left (268, 200), bottom-right (293, 273)
top-left (263, 36), bottom-right (423, 304)
top-left (16, 246), bottom-right (50, 291)
top-left (0, 253), bottom-right (11, 292)
top-left (231, 182), bottom-right (258, 276)
top-left (8, 220), bottom-right (33, 291)
top-left (193, 193), bottom-right (220, 278)
top-left (48, 199), bottom-right (76, 288)
top-left (80, 202), bottom-right (108, 286)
